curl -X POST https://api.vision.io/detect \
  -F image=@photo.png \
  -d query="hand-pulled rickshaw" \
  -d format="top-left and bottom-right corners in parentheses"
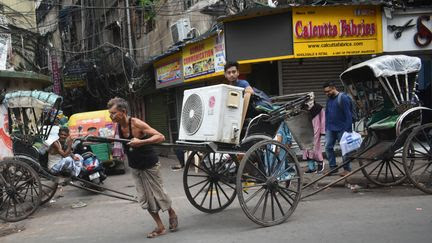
top-left (171, 54), bottom-right (432, 227)
top-left (0, 91), bottom-right (136, 222)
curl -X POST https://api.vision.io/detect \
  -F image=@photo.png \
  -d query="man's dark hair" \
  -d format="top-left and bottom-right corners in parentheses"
top-left (59, 127), bottom-right (69, 134)
top-left (323, 81), bottom-right (336, 88)
top-left (107, 97), bottom-right (129, 112)
top-left (224, 61), bottom-right (239, 72)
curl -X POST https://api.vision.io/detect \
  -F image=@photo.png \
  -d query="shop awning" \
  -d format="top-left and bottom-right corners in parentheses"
top-left (0, 70), bottom-right (52, 86)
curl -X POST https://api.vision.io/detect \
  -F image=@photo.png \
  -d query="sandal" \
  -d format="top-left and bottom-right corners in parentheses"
top-left (147, 228), bottom-right (166, 238)
top-left (169, 216), bottom-right (178, 232)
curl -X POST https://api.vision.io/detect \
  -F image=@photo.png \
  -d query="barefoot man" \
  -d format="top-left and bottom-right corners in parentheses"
top-left (108, 97), bottom-right (178, 238)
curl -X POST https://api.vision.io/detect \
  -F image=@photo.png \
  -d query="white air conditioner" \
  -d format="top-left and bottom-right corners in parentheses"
top-left (170, 18), bottom-right (192, 43)
top-left (179, 84), bottom-right (244, 144)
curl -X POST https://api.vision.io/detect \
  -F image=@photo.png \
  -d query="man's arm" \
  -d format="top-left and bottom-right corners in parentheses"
top-left (342, 95), bottom-right (353, 132)
top-left (128, 118), bottom-right (165, 147)
top-left (53, 141), bottom-right (72, 158)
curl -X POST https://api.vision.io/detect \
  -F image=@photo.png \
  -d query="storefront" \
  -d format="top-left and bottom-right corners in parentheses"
top-left (280, 5), bottom-right (383, 105)
top-left (152, 32), bottom-right (227, 143)
top-left (382, 7), bottom-right (432, 107)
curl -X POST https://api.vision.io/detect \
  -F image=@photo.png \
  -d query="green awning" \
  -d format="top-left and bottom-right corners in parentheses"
top-left (0, 70), bottom-right (52, 86)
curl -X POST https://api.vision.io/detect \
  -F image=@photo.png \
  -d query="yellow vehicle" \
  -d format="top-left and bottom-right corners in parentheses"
top-left (68, 110), bottom-right (125, 174)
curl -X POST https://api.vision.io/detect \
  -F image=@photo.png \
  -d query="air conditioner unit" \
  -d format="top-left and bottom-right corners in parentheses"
top-left (170, 18), bottom-right (192, 43)
top-left (178, 84), bottom-right (244, 144)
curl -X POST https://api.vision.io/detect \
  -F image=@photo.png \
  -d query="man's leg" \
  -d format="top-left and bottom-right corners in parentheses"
top-left (325, 131), bottom-right (338, 171)
top-left (147, 211), bottom-right (166, 238)
top-left (338, 131), bottom-right (352, 172)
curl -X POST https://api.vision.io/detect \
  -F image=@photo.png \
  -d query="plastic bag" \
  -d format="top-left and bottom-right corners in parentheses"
top-left (340, 131), bottom-right (362, 156)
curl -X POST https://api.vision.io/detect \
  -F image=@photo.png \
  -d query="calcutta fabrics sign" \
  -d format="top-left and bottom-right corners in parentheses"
top-left (292, 5), bottom-right (382, 58)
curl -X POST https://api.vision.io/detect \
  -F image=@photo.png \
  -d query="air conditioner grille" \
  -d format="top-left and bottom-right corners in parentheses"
top-left (182, 93), bottom-right (203, 135)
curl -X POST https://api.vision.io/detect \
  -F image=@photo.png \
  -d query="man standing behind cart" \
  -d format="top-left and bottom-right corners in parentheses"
top-left (107, 97), bottom-right (178, 238)
top-left (323, 81), bottom-right (353, 176)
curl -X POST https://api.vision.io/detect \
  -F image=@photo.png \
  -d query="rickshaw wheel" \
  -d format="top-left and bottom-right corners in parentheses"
top-left (13, 155), bottom-right (58, 206)
top-left (359, 136), bottom-right (407, 186)
top-left (402, 123), bottom-right (432, 194)
top-left (38, 175), bottom-right (58, 205)
top-left (236, 140), bottom-right (302, 227)
top-left (183, 151), bottom-right (238, 213)
top-left (0, 159), bottom-right (42, 222)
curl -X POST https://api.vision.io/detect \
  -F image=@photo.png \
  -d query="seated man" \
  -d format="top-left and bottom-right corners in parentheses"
top-left (224, 61), bottom-right (273, 127)
top-left (48, 127), bottom-right (83, 177)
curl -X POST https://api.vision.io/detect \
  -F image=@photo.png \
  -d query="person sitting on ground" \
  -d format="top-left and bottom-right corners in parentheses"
top-left (47, 127), bottom-right (83, 177)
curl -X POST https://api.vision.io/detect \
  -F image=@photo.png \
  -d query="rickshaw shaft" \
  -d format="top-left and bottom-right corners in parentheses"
top-left (72, 176), bottom-right (136, 198)
top-left (67, 181), bottom-right (138, 202)
top-left (301, 159), bottom-right (375, 200)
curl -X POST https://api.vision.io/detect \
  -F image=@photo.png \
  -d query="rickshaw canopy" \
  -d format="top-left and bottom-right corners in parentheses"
top-left (4, 91), bottom-right (62, 109)
top-left (340, 55), bottom-right (422, 82)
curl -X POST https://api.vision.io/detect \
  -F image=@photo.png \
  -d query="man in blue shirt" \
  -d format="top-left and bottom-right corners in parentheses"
top-left (323, 81), bottom-right (353, 176)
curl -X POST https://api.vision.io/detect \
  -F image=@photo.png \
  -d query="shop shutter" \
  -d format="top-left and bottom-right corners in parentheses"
top-left (145, 93), bottom-right (169, 140)
top-left (280, 57), bottom-right (346, 106)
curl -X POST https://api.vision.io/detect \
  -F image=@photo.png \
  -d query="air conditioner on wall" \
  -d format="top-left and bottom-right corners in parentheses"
top-left (170, 18), bottom-right (192, 43)
top-left (178, 84), bottom-right (244, 144)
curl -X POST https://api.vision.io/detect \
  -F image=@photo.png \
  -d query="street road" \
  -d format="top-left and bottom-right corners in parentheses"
top-left (1, 157), bottom-right (431, 243)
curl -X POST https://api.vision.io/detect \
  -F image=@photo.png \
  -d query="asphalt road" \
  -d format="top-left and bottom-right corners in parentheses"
top-left (1, 157), bottom-right (431, 243)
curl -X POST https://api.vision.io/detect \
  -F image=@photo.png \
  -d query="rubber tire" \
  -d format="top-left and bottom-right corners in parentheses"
top-left (236, 140), bottom-right (302, 227)
top-left (183, 151), bottom-right (237, 213)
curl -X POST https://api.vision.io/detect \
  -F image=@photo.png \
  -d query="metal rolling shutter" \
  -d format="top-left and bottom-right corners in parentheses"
top-left (145, 93), bottom-right (169, 140)
top-left (280, 57), bottom-right (346, 106)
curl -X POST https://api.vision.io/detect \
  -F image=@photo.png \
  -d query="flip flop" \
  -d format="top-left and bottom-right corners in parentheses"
top-left (147, 228), bottom-right (166, 238)
top-left (169, 216), bottom-right (178, 232)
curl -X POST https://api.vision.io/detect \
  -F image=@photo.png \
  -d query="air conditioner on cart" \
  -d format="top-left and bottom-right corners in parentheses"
top-left (179, 84), bottom-right (244, 144)
top-left (170, 18), bottom-right (192, 43)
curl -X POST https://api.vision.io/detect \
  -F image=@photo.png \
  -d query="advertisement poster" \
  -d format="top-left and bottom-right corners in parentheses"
top-left (214, 33), bottom-right (226, 73)
top-left (0, 104), bottom-right (12, 159)
top-left (183, 38), bottom-right (215, 79)
top-left (292, 5), bottom-right (382, 58)
top-left (155, 58), bottom-right (182, 89)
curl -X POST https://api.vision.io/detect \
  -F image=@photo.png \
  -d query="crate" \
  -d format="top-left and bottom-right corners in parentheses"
top-left (89, 143), bottom-right (111, 161)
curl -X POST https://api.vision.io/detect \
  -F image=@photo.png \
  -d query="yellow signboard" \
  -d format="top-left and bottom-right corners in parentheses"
top-left (292, 5), bottom-right (382, 58)
top-left (183, 34), bottom-right (226, 81)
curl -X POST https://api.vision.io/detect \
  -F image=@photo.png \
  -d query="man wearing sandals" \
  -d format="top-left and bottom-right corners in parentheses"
top-left (108, 97), bottom-right (178, 238)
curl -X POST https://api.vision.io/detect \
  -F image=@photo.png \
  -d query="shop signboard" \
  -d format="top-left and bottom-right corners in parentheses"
top-left (292, 5), bottom-right (382, 58)
top-left (155, 53), bottom-right (183, 89)
top-left (382, 9), bottom-right (432, 52)
top-left (183, 34), bottom-right (226, 81)
top-left (0, 104), bottom-right (12, 159)
top-left (63, 61), bottom-right (88, 89)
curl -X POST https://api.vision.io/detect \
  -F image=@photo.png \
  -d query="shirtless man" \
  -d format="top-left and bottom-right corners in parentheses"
top-left (48, 127), bottom-right (83, 177)
top-left (108, 97), bottom-right (178, 238)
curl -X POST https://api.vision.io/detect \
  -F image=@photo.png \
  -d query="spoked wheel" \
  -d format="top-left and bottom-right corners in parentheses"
top-left (0, 159), bottom-right (42, 222)
top-left (403, 123), bottom-right (432, 194)
top-left (183, 151), bottom-right (238, 213)
top-left (236, 140), bottom-right (302, 227)
top-left (38, 174), bottom-right (58, 205)
top-left (358, 135), bottom-right (406, 186)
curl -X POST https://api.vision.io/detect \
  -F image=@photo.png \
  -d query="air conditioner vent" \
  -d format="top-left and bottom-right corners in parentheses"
top-left (181, 93), bottom-right (203, 135)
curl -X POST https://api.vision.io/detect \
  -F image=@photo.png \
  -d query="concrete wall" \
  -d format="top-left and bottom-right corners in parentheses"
top-left (0, 0), bottom-right (37, 31)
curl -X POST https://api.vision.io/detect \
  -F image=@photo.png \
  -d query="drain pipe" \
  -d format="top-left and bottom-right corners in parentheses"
top-left (125, 0), bottom-right (134, 58)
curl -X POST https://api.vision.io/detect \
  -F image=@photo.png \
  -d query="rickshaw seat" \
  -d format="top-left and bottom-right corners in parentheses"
top-left (369, 115), bottom-right (399, 130)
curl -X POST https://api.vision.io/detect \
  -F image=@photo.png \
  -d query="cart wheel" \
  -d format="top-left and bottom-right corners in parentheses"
top-left (183, 151), bottom-right (237, 213)
top-left (0, 159), bottom-right (42, 222)
top-left (38, 175), bottom-right (58, 205)
top-left (359, 135), bottom-right (407, 186)
top-left (236, 140), bottom-right (302, 226)
top-left (402, 123), bottom-right (432, 194)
